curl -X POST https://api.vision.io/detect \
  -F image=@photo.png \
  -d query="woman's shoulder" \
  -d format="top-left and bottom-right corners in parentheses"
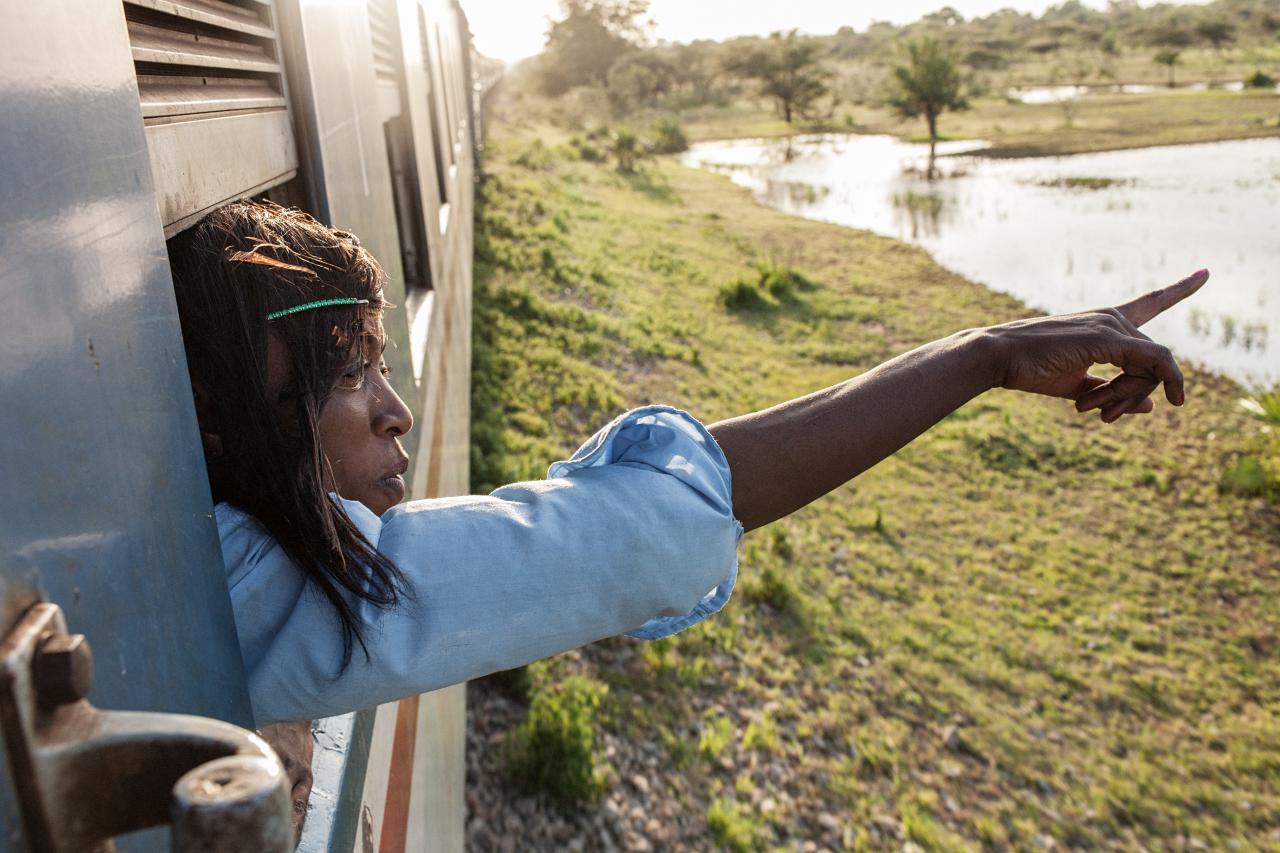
top-left (214, 497), bottom-right (385, 586)
top-left (213, 502), bottom-right (282, 589)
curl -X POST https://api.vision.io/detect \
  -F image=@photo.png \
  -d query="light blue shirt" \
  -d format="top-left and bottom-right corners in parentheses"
top-left (216, 406), bottom-right (743, 725)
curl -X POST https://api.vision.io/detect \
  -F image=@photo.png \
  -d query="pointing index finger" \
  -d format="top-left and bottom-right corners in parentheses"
top-left (1115, 268), bottom-right (1210, 327)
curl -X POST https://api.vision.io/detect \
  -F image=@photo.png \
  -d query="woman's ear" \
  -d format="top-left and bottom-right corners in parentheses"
top-left (191, 379), bottom-right (224, 459)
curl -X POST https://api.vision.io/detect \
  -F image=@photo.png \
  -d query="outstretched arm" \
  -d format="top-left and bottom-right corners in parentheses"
top-left (709, 270), bottom-right (1209, 532)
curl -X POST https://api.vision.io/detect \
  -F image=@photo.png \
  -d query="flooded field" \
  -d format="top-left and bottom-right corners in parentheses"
top-left (1007, 80), bottom-right (1280, 103)
top-left (684, 135), bottom-right (1280, 386)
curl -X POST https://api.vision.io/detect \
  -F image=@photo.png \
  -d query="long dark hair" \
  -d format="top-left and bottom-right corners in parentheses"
top-left (167, 200), bottom-right (408, 667)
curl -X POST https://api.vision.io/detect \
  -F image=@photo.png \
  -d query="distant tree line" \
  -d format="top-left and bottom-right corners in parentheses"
top-left (525, 0), bottom-right (1277, 127)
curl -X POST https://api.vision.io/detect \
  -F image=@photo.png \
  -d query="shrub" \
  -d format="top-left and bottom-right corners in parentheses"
top-left (719, 277), bottom-right (769, 310)
top-left (569, 135), bottom-right (605, 162)
top-left (742, 712), bottom-right (780, 754)
top-left (513, 138), bottom-right (555, 170)
top-left (698, 712), bottom-right (733, 758)
top-left (1220, 455), bottom-right (1278, 499)
top-left (707, 798), bottom-right (760, 852)
top-left (1244, 70), bottom-right (1277, 89)
top-left (1240, 388), bottom-right (1280, 425)
top-left (649, 118), bottom-right (689, 154)
top-left (720, 261), bottom-right (816, 311)
top-left (503, 676), bottom-right (609, 809)
top-left (756, 260), bottom-right (814, 300)
top-left (610, 128), bottom-right (645, 173)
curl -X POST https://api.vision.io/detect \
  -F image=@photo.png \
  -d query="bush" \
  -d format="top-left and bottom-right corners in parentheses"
top-left (756, 260), bottom-right (814, 300)
top-left (649, 118), bottom-right (689, 154)
top-left (1244, 70), bottom-right (1277, 89)
top-left (720, 261), bottom-right (817, 311)
top-left (503, 676), bottom-right (609, 809)
top-left (707, 798), bottom-right (760, 852)
top-left (568, 135), bottom-right (605, 162)
top-left (513, 138), bottom-right (555, 170)
top-left (1221, 455), bottom-right (1278, 499)
top-left (719, 277), bottom-right (770, 310)
top-left (610, 128), bottom-right (645, 173)
top-left (1240, 388), bottom-right (1280, 425)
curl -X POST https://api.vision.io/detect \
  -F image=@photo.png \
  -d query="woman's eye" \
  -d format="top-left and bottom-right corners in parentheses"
top-left (379, 363), bottom-right (392, 378)
top-left (337, 361), bottom-right (368, 390)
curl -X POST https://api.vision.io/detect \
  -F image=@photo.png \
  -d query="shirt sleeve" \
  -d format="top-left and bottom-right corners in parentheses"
top-left (221, 405), bottom-right (742, 725)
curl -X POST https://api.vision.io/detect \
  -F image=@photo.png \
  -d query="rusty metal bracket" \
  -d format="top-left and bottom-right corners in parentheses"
top-left (0, 602), bottom-right (293, 852)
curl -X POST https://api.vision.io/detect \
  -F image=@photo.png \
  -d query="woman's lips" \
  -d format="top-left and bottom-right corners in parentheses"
top-left (378, 457), bottom-right (409, 502)
top-left (379, 473), bottom-right (406, 501)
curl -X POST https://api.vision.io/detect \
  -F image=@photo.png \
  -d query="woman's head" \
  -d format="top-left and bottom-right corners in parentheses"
top-left (167, 200), bottom-right (412, 663)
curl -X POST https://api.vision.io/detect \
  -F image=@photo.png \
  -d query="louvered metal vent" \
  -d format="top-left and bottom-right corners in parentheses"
top-left (369, 0), bottom-right (403, 121)
top-left (123, 0), bottom-right (298, 235)
top-left (368, 0), bottom-right (399, 86)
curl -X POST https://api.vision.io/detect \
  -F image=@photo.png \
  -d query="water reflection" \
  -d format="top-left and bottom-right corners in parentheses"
top-left (683, 135), bottom-right (1280, 386)
top-left (1007, 80), bottom-right (1280, 102)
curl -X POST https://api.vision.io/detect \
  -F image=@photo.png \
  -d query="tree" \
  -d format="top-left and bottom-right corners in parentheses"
top-left (1196, 18), bottom-right (1235, 52)
top-left (537, 0), bottom-right (651, 96)
top-left (724, 30), bottom-right (831, 125)
top-left (1153, 47), bottom-right (1181, 88)
top-left (605, 51), bottom-right (675, 114)
top-left (887, 37), bottom-right (968, 179)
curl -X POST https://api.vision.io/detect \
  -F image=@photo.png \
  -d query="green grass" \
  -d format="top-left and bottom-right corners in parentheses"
top-left (471, 114), bottom-right (1280, 845)
top-left (706, 797), bottom-right (763, 852)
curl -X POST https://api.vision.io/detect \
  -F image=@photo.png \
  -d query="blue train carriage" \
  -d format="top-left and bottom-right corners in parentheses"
top-left (0, 0), bottom-right (484, 849)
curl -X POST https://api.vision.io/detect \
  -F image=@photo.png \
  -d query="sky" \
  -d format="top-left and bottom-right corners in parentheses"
top-left (460, 0), bottom-right (1212, 64)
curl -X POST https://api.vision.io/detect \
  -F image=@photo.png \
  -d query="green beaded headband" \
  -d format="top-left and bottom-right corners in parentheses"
top-left (266, 298), bottom-right (369, 321)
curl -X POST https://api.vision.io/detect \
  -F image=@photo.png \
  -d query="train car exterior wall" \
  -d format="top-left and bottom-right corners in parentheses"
top-left (0, 0), bottom-right (478, 849)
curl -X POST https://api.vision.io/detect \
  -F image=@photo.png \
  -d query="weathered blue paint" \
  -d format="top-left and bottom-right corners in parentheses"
top-left (0, 2), bottom-right (254, 847)
top-left (299, 710), bottom-right (378, 853)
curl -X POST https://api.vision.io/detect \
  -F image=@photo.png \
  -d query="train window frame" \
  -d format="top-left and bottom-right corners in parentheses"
top-left (367, 0), bottom-right (437, 384)
top-left (421, 11), bottom-right (453, 236)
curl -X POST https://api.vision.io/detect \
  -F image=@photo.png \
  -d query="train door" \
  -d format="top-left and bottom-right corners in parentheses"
top-left (0, 2), bottom-right (264, 850)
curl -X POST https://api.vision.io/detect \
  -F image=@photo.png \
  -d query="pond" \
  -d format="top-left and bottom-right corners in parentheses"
top-left (683, 134), bottom-right (1280, 387)
top-left (1007, 81), bottom-right (1280, 103)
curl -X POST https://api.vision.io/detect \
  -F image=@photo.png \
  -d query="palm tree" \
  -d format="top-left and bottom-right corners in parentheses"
top-left (888, 38), bottom-right (968, 179)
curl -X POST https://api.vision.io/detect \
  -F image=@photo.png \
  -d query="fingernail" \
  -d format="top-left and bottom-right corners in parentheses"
top-left (1191, 268), bottom-right (1209, 279)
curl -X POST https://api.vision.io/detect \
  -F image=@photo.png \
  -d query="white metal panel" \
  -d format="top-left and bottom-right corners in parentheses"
top-left (145, 109), bottom-right (297, 234)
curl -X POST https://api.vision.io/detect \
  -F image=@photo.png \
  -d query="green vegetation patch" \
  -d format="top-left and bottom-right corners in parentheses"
top-left (502, 666), bottom-right (610, 810)
top-left (1036, 175), bottom-right (1132, 190)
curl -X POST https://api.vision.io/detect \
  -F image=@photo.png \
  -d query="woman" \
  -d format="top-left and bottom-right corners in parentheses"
top-left (168, 200), bottom-right (1205, 724)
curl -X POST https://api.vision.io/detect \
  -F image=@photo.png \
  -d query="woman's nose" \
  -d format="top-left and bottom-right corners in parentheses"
top-left (372, 374), bottom-right (414, 437)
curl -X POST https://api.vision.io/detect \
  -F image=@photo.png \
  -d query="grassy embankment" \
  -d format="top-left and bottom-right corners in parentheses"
top-left (469, 120), bottom-right (1280, 849)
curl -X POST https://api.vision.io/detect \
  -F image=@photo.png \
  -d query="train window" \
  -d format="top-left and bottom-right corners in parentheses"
top-left (384, 116), bottom-right (431, 294)
top-left (420, 11), bottom-right (452, 234)
top-left (123, 0), bottom-right (298, 235)
top-left (368, 0), bottom-right (432, 296)
top-left (435, 27), bottom-right (461, 156)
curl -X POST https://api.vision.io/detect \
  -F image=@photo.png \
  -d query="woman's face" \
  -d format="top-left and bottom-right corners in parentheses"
top-left (265, 319), bottom-right (413, 516)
